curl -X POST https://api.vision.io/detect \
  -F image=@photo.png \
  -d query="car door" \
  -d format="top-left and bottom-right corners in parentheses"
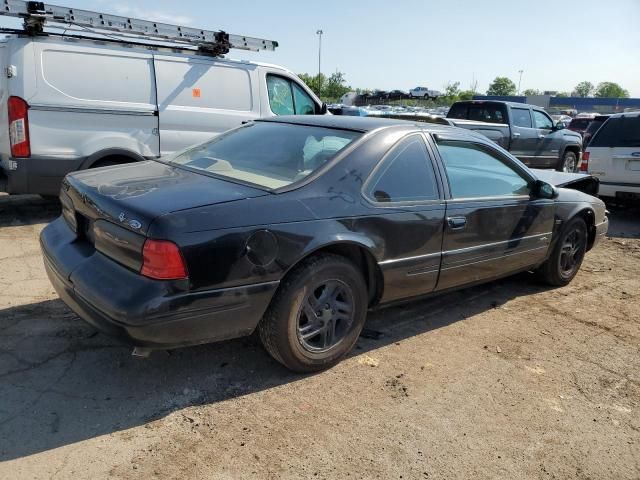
top-left (509, 106), bottom-right (540, 166)
top-left (432, 136), bottom-right (555, 291)
top-left (532, 109), bottom-right (561, 167)
top-left (360, 133), bottom-right (446, 303)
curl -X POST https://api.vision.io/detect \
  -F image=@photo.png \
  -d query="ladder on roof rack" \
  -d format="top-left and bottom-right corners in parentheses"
top-left (0, 0), bottom-right (278, 56)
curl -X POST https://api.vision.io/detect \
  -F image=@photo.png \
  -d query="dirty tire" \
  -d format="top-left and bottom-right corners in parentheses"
top-left (535, 216), bottom-right (588, 286)
top-left (258, 253), bottom-right (368, 373)
top-left (558, 150), bottom-right (578, 172)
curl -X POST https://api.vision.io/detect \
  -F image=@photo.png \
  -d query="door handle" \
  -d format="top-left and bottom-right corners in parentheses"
top-left (512, 132), bottom-right (521, 137)
top-left (538, 134), bottom-right (546, 139)
top-left (447, 216), bottom-right (467, 230)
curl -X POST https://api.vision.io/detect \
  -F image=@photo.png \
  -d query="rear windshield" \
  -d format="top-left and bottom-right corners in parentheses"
top-left (168, 122), bottom-right (361, 189)
top-left (585, 120), bottom-right (605, 135)
top-left (448, 103), bottom-right (507, 124)
top-left (590, 116), bottom-right (640, 148)
top-left (568, 119), bottom-right (591, 130)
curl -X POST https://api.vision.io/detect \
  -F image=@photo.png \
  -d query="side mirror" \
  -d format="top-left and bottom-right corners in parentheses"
top-left (534, 180), bottom-right (558, 199)
top-left (554, 121), bottom-right (566, 130)
top-left (317, 102), bottom-right (328, 115)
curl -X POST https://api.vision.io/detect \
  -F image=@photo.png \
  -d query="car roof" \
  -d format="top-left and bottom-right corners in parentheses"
top-left (608, 110), bottom-right (640, 119)
top-left (257, 115), bottom-right (466, 136)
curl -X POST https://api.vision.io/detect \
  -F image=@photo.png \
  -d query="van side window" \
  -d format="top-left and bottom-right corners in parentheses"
top-left (267, 75), bottom-right (316, 116)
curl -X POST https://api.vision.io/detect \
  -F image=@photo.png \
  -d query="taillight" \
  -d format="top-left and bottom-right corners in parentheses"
top-left (580, 151), bottom-right (590, 172)
top-left (8, 96), bottom-right (30, 158)
top-left (141, 239), bottom-right (188, 280)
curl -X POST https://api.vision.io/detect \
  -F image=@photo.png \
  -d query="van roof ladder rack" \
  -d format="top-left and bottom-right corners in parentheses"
top-left (0, 0), bottom-right (278, 56)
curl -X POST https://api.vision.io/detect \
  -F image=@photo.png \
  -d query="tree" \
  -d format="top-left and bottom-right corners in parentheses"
top-left (297, 72), bottom-right (325, 96)
top-left (486, 77), bottom-right (516, 96)
top-left (323, 71), bottom-right (351, 99)
top-left (555, 92), bottom-right (570, 97)
top-left (594, 82), bottom-right (629, 98)
top-left (573, 81), bottom-right (594, 97)
top-left (458, 90), bottom-right (475, 101)
top-left (522, 88), bottom-right (541, 96)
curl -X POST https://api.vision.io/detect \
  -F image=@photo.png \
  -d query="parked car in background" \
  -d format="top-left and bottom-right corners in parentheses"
top-left (0, 34), bottom-right (325, 196)
top-left (582, 115), bottom-right (610, 148)
top-left (41, 116), bottom-right (607, 372)
top-left (409, 86), bottom-right (442, 99)
top-left (446, 100), bottom-right (583, 172)
top-left (387, 90), bottom-right (408, 101)
top-left (567, 115), bottom-right (597, 136)
top-left (582, 111), bottom-right (640, 203)
top-left (552, 114), bottom-right (573, 126)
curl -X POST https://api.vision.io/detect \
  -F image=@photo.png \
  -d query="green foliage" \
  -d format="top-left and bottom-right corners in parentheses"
top-left (573, 81), bottom-right (594, 97)
top-left (522, 88), bottom-right (541, 96)
top-left (594, 82), bottom-right (629, 98)
top-left (458, 90), bottom-right (476, 101)
top-left (555, 92), bottom-right (570, 97)
top-left (487, 77), bottom-right (517, 96)
top-left (297, 71), bottom-right (351, 102)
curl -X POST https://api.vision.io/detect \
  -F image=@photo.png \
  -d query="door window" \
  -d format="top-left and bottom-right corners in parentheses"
top-left (437, 141), bottom-right (531, 198)
top-left (533, 110), bottom-right (553, 130)
top-left (366, 136), bottom-right (439, 203)
top-left (512, 108), bottom-right (533, 128)
top-left (267, 75), bottom-right (317, 116)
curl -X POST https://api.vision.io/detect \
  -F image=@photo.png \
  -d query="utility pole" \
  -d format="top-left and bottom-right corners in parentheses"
top-left (316, 29), bottom-right (323, 94)
top-left (517, 70), bottom-right (524, 95)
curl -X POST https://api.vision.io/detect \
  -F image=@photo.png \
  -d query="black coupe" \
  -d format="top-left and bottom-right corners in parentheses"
top-left (41, 116), bottom-right (608, 372)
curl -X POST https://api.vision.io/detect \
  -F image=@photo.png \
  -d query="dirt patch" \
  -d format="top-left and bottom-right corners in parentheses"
top-left (0, 194), bottom-right (638, 479)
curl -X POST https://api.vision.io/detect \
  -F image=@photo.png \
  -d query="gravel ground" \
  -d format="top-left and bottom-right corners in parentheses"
top-left (0, 194), bottom-right (638, 480)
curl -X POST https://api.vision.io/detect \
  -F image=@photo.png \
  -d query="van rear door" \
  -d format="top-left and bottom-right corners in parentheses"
top-left (588, 114), bottom-right (640, 190)
top-left (154, 56), bottom-right (260, 155)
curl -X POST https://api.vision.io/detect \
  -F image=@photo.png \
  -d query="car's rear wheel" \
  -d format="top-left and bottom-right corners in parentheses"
top-left (258, 253), bottom-right (368, 372)
top-left (558, 150), bottom-right (578, 172)
top-left (535, 216), bottom-right (588, 286)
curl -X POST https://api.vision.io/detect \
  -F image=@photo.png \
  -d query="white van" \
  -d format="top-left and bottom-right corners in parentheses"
top-left (582, 111), bottom-right (640, 202)
top-left (0, 35), bottom-right (325, 196)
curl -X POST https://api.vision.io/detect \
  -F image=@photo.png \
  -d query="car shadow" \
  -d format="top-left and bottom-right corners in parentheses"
top-left (606, 205), bottom-right (640, 239)
top-left (0, 273), bottom-right (548, 461)
top-left (0, 194), bottom-right (60, 227)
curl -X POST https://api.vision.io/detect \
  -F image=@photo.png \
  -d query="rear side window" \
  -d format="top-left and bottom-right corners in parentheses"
top-left (512, 108), bottom-right (532, 128)
top-left (366, 135), bottom-right (439, 203)
top-left (448, 104), bottom-right (507, 124)
top-left (590, 116), bottom-right (640, 148)
top-left (267, 75), bottom-right (317, 116)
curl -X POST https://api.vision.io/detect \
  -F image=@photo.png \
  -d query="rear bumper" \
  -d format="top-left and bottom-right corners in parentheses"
top-left (40, 217), bottom-right (279, 349)
top-left (598, 182), bottom-right (640, 199)
top-left (1, 155), bottom-right (84, 195)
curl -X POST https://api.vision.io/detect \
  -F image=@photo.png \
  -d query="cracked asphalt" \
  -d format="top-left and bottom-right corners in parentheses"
top-left (0, 194), bottom-right (638, 479)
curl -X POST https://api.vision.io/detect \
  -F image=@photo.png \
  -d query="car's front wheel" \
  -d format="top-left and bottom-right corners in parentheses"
top-left (535, 216), bottom-right (588, 286)
top-left (259, 253), bottom-right (368, 372)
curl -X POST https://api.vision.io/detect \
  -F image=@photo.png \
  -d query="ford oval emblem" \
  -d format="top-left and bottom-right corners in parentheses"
top-left (632, 152), bottom-right (640, 158)
top-left (128, 220), bottom-right (142, 230)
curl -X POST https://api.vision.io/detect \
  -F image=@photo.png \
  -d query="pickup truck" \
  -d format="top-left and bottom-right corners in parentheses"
top-left (446, 100), bottom-right (583, 172)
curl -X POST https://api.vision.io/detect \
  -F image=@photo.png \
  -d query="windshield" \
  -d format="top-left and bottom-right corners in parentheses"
top-left (168, 122), bottom-right (362, 189)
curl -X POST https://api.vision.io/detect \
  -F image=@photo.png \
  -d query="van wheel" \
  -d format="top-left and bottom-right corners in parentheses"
top-left (535, 216), bottom-right (587, 286)
top-left (558, 151), bottom-right (578, 172)
top-left (258, 254), bottom-right (368, 372)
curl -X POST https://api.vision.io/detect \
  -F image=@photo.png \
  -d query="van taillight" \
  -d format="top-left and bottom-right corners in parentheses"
top-left (580, 151), bottom-right (590, 172)
top-left (8, 96), bottom-right (30, 158)
top-left (141, 239), bottom-right (188, 280)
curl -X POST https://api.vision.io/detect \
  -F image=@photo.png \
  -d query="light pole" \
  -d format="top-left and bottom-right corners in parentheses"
top-left (316, 29), bottom-right (323, 93)
top-left (517, 70), bottom-right (524, 95)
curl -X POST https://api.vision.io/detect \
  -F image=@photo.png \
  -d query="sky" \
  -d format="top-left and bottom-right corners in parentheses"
top-left (7, 0), bottom-right (640, 96)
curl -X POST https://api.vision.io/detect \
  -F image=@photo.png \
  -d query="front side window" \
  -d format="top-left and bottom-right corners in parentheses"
top-left (366, 136), bottom-right (439, 203)
top-left (169, 122), bottom-right (361, 189)
top-left (512, 108), bottom-right (533, 128)
top-left (437, 141), bottom-right (530, 199)
top-left (533, 110), bottom-right (553, 130)
top-left (267, 75), bottom-right (317, 116)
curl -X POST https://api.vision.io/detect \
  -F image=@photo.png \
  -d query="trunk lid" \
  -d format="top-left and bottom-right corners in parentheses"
top-left (64, 160), bottom-right (269, 236)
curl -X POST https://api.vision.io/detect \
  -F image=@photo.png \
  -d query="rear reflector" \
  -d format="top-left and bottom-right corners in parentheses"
top-left (8, 96), bottom-right (30, 158)
top-left (141, 239), bottom-right (188, 280)
top-left (580, 151), bottom-right (590, 172)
